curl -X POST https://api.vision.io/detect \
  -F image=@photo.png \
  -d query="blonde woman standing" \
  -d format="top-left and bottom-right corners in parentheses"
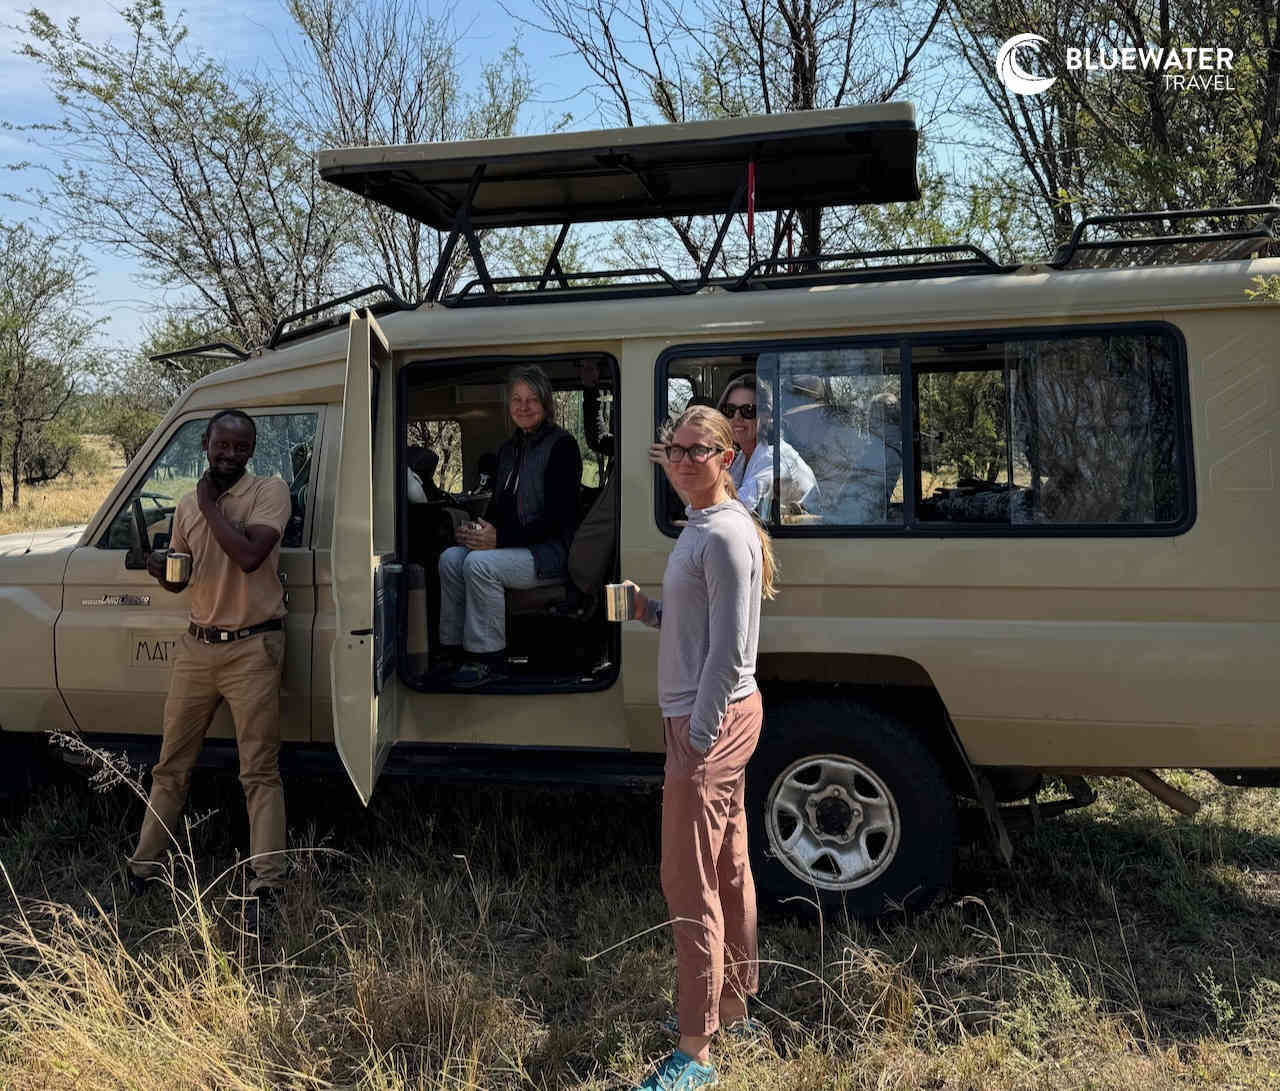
top-left (625, 404), bottom-right (778, 1091)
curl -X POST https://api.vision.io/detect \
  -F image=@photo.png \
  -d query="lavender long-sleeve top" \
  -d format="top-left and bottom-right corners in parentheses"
top-left (640, 499), bottom-right (762, 752)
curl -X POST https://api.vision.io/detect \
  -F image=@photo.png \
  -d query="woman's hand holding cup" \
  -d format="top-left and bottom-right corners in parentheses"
top-left (606, 578), bottom-right (648, 622)
top-left (455, 517), bottom-right (497, 550)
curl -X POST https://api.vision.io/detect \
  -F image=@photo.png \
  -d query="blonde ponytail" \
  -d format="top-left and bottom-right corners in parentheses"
top-left (663, 404), bottom-right (779, 600)
top-left (722, 475), bottom-right (779, 600)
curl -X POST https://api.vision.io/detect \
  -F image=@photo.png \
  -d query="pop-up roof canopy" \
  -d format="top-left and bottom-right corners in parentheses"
top-left (318, 103), bottom-right (920, 230)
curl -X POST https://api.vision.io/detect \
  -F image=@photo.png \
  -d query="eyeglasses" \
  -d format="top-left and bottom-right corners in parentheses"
top-left (664, 443), bottom-right (725, 464)
top-left (721, 403), bottom-right (757, 420)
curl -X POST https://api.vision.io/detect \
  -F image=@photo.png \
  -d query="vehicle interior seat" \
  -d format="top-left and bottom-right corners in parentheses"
top-left (504, 461), bottom-right (618, 622)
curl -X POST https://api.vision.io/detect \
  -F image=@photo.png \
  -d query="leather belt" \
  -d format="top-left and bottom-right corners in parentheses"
top-left (188, 618), bottom-right (283, 644)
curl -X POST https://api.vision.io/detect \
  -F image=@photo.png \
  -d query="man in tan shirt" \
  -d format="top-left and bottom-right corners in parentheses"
top-left (128, 409), bottom-right (292, 906)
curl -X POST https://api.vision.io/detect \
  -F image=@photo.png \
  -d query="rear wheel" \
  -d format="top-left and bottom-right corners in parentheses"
top-left (746, 695), bottom-right (956, 920)
top-left (0, 733), bottom-right (62, 801)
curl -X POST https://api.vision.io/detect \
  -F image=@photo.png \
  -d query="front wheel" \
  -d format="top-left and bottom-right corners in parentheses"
top-left (746, 695), bottom-right (956, 920)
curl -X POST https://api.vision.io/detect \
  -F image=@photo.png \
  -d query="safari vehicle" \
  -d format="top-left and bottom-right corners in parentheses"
top-left (2, 104), bottom-right (1278, 918)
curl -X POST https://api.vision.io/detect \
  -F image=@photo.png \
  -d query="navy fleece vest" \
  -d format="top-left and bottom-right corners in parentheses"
top-left (495, 422), bottom-right (577, 579)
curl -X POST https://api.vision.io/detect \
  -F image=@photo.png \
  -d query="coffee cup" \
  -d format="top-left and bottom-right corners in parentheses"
top-left (165, 551), bottom-right (192, 583)
top-left (604, 582), bottom-right (637, 622)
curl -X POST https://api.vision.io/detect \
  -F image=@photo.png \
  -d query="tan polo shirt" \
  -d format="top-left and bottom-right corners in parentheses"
top-left (169, 471), bottom-right (292, 630)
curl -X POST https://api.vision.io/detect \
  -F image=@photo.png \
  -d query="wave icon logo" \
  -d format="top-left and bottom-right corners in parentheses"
top-left (996, 33), bottom-right (1058, 95)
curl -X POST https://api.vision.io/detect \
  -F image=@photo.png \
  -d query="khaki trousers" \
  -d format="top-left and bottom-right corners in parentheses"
top-left (660, 689), bottom-right (764, 1036)
top-left (129, 630), bottom-right (287, 893)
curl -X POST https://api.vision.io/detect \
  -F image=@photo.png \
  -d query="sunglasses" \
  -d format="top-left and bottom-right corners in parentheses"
top-left (721, 403), bottom-right (757, 420)
top-left (664, 443), bottom-right (725, 464)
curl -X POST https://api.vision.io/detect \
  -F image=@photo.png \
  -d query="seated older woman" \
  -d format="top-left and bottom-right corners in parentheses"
top-left (437, 365), bottom-right (583, 687)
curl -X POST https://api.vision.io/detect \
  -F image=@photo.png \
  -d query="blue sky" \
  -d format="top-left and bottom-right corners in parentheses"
top-left (0, 0), bottom-right (602, 351)
top-left (0, 2), bottom-right (993, 354)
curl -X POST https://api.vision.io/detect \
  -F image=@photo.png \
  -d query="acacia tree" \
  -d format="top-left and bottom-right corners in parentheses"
top-left (947, 0), bottom-right (1280, 250)
top-left (523, 0), bottom-right (949, 264)
top-left (98, 312), bottom-right (237, 464)
top-left (16, 1), bottom-right (353, 349)
top-left (284, 0), bottom-right (536, 301)
top-left (0, 222), bottom-right (101, 510)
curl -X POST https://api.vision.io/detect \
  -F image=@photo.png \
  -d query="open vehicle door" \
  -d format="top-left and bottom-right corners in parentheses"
top-left (331, 309), bottom-right (402, 804)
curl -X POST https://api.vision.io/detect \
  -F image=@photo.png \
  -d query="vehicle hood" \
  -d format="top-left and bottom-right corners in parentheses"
top-left (0, 524), bottom-right (85, 563)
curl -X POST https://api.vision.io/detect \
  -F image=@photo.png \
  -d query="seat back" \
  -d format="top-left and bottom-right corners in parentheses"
top-left (567, 463), bottom-right (618, 596)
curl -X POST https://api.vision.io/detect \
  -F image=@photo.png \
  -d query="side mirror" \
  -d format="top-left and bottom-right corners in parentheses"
top-left (124, 498), bottom-right (151, 570)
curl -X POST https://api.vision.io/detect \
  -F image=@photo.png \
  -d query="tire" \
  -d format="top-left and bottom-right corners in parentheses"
top-left (746, 695), bottom-right (956, 920)
top-left (0, 733), bottom-right (62, 801)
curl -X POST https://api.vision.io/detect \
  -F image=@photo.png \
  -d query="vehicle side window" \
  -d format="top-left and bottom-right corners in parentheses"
top-left (771, 348), bottom-right (905, 527)
top-left (667, 376), bottom-right (694, 418)
top-left (553, 386), bottom-right (615, 488)
top-left (657, 325), bottom-right (1188, 536)
top-left (98, 419), bottom-right (205, 550)
top-left (914, 333), bottom-right (1185, 526)
top-left (97, 412), bottom-right (320, 550)
top-left (407, 418), bottom-right (463, 491)
top-left (915, 361), bottom-right (1010, 523)
top-left (251, 413), bottom-right (320, 546)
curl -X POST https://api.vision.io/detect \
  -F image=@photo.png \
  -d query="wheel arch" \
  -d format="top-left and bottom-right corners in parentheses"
top-left (756, 652), bottom-right (981, 799)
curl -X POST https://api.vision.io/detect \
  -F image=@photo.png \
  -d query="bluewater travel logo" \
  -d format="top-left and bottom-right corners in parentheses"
top-left (996, 34), bottom-right (1058, 96)
top-left (996, 34), bottom-right (1235, 96)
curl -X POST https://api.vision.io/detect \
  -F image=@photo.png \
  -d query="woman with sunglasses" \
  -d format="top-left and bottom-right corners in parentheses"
top-left (623, 404), bottom-right (778, 1091)
top-left (718, 374), bottom-right (818, 519)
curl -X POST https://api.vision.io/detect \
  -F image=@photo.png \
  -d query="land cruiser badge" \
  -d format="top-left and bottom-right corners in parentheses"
top-left (82, 593), bottom-right (152, 607)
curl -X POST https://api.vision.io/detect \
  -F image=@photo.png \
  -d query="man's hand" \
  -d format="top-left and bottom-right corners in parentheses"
top-left (145, 549), bottom-right (188, 593)
top-left (456, 517), bottom-right (498, 551)
top-left (196, 472), bottom-right (219, 514)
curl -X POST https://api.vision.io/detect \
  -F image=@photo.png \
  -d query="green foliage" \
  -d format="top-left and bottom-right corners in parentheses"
top-left (18, 2), bottom-right (352, 347)
top-left (92, 401), bottom-right (162, 469)
top-left (95, 312), bottom-right (239, 464)
top-left (947, 0), bottom-right (1280, 250)
top-left (1245, 275), bottom-right (1280, 302)
top-left (0, 220), bottom-right (102, 509)
top-left (918, 369), bottom-right (1008, 484)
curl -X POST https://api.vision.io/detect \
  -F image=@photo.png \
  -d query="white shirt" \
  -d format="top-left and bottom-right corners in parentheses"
top-left (729, 440), bottom-right (819, 518)
top-left (407, 468), bottom-right (428, 504)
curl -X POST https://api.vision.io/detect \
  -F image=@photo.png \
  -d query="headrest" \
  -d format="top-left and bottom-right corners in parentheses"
top-left (790, 374), bottom-right (824, 399)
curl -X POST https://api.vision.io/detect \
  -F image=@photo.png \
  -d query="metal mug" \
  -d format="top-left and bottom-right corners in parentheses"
top-left (165, 551), bottom-right (192, 583)
top-left (604, 582), bottom-right (637, 622)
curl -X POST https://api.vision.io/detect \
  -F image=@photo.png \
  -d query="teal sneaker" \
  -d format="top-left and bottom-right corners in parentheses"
top-left (634, 1050), bottom-right (718, 1090)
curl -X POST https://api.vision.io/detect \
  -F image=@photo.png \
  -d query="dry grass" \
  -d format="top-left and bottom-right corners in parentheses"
top-left (0, 758), bottom-right (1277, 1089)
top-left (0, 436), bottom-right (124, 537)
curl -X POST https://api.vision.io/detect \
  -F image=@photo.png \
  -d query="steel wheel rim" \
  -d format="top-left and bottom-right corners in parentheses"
top-left (764, 752), bottom-right (901, 892)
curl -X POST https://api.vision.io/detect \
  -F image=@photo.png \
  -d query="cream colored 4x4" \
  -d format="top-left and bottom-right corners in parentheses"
top-left (1, 105), bottom-right (1277, 918)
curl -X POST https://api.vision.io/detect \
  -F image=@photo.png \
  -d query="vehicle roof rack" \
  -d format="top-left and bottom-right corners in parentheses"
top-left (266, 283), bottom-right (415, 348)
top-left (438, 203), bottom-right (1278, 307)
top-left (319, 104), bottom-right (920, 231)
top-left (1049, 205), bottom-right (1280, 269)
top-left (149, 341), bottom-right (250, 364)
top-left (443, 243), bottom-right (1016, 307)
top-left (729, 243), bottom-right (1017, 289)
top-left (320, 105), bottom-right (922, 304)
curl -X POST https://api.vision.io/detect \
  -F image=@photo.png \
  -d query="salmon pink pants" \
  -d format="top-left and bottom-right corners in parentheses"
top-left (660, 689), bottom-right (764, 1036)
